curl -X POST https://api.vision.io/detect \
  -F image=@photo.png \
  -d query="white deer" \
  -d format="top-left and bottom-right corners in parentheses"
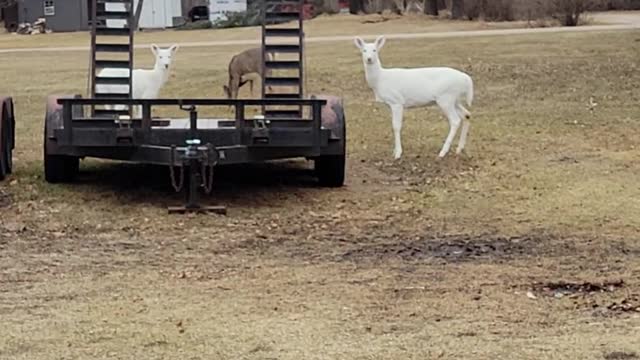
top-left (354, 36), bottom-right (474, 159)
top-left (97, 44), bottom-right (179, 118)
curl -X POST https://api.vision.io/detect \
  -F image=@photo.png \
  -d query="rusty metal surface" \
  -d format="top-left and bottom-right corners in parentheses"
top-left (45, 95), bottom-right (68, 139)
top-left (312, 94), bottom-right (345, 139)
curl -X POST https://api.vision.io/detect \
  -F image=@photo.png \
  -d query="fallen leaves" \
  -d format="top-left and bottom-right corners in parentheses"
top-left (176, 320), bottom-right (185, 334)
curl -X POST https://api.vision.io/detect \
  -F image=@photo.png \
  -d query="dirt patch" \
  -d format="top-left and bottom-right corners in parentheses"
top-left (529, 280), bottom-right (640, 317)
top-left (592, 296), bottom-right (640, 317)
top-left (340, 233), bottom-right (569, 263)
top-left (603, 297), bottom-right (640, 314)
top-left (531, 279), bottom-right (625, 298)
top-left (604, 351), bottom-right (639, 360)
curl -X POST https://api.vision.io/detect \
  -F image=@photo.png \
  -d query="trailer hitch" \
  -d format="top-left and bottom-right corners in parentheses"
top-left (168, 105), bottom-right (227, 215)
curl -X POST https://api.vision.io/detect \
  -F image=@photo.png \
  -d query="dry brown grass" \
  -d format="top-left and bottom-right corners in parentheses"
top-left (1, 23), bottom-right (640, 359)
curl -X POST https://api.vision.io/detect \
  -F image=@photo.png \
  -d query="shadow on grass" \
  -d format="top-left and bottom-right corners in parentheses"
top-left (71, 158), bottom-right (323, 208)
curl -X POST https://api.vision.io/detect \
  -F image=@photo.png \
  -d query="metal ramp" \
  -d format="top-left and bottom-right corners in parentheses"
top-left (90, 0), bottom-right (135, 118)
top-left (261, 0), bottom-right (306, 120)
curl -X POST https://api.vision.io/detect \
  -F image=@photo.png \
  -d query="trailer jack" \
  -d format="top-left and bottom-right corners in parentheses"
top-left (168, 106), bottom-right (227, 215)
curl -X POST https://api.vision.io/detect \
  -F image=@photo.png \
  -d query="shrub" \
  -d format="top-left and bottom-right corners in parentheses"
top-left (464, 0), bottom-right (515, 21)
top-left (549, 0), bottom-right (587, 26)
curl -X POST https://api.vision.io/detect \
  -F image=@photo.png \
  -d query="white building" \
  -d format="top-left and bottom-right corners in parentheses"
top-left (134, 0), bottom-right (183, 29)
top-left (209, 0), bottom-right (247, 23)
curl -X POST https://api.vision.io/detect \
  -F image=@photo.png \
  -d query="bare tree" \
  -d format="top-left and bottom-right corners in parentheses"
top-left (424, 0), bottom-right (438, 15)
top-left (553, 0), bottom-right (594, 26)
top-left (349, 0), bottom-right (365, 14)
top-left (451, 0), bottom-right (464, 19)
top-left (478, 0), bottom-right (487, 20)
top-left (393, 0), bottom-right (406, 13)
top-left (0, 0), bottom-right (17, 8)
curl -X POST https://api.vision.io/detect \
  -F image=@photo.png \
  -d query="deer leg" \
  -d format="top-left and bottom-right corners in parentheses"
top-left (390, 104), bottom-right (404, 160)
top-left (231, 75), bottom-right (241, 100)
top-left (455, 104), bottom-right (472, 155)
top-left (437, 99), bottom-right (462, 158)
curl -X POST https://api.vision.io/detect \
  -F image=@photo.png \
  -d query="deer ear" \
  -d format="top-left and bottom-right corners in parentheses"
top-left (151, 44), bottom-right (159, 55)
top-left (354, 37), bottom-right (365, 50)
top-left (169, 44), bottom-right (179, 53)
top-left (375, 36), bottom-right (386, 50)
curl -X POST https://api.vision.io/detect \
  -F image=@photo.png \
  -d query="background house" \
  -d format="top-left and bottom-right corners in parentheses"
top-left (3, 0), bottom-right (90, 32)
top-left (134, 0), bottom-right (182, 29)
top-left (2, 0), bottom-right (196, 32)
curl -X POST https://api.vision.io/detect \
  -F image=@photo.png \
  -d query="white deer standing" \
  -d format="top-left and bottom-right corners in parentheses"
top-left (354, 36), bottom-right (474, 159)
top-left (98, 44), bottom-right (179, 118)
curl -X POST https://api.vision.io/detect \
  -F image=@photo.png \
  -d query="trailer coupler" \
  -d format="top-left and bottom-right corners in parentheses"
top-left (167, 140), bottom-right (227, 215)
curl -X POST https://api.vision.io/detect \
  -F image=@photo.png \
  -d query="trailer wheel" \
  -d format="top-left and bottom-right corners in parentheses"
top-left (44, 96), bottom-right (79, 183)
top-left (315, 154), bottom-right (345, 187)
top-left (315, 100), bottom-right (346, 187)
top-left (0, 124), bottom-right (8, 181)
top-left (0, 102), bottom-right (13, 181)
top-left (44, 151), bottom-right (79, 183)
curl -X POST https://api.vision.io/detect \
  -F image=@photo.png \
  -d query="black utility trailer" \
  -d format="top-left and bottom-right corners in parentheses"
top-left (43, 0), bottom-right (346, 213)
top-left (0, 96), bottom-right (15, 181)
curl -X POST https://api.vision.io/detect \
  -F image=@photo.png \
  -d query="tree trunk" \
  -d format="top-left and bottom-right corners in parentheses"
top-left (424, 0), bottom-right (438, 15)
top-left (479, 0), bottom-right (487, 20)
top-left (437, 0), bottom-right (446, 10)
top-left (349, 0), bottom-right (365, 14)
top-left (451, 0), bottom-right (464, 19)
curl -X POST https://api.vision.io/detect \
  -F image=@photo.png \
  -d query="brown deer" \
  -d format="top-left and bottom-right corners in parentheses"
top-left (223, 47), bottom-right (274, 99)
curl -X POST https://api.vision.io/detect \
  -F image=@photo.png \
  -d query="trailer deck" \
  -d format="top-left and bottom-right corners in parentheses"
top-left (43, 0), bottom-right (346, 213)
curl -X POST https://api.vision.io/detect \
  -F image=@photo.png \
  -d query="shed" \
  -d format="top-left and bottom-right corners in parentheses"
top-left (134, 0), bottom-right (182, 29)
top-left (181, 0), bottom-right (209, 19)
top-left (14, 0), bottom-right (90, 32)
top-left (209, 0), bottom-right (246, 23)
top-left (3, 0), bottom-right (185, 33)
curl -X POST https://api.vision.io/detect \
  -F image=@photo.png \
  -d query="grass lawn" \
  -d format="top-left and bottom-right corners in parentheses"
top-left (1, 22), bottom-right (639, 359)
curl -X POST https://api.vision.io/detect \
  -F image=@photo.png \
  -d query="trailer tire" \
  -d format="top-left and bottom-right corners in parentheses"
top-left (44, 152), bottom-right (79, 184)
top-left (315, 99), bottom-right (346, 187)
top-left (0, 121), bottom-right (8, 181)
top-left (0, 100), bottom-right (14, 181)
top-left (315, 154), bottom-right (345, 187)
top-left (44, 95), bottom-right (79, 183)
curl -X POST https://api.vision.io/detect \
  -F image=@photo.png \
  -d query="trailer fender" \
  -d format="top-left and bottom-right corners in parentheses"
top-left (45, 94), bottom-right (81, 149)
top-left (45, 95), bottom-right (65, 137)
top-left (310, 94), bottom-right (345, 141)
top-left (44, 94), bottom-right (81, 183)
